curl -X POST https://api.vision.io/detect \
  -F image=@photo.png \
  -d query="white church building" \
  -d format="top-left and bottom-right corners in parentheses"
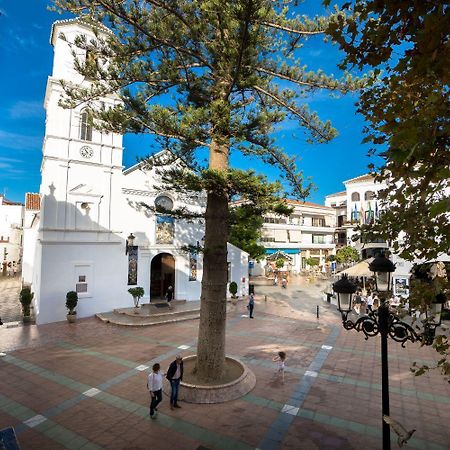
top-left (24, 18), bottom-right (248, 325)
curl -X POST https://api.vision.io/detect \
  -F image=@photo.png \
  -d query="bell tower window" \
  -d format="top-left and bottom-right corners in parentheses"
top-left (80, 110), bottom-right (93, 141)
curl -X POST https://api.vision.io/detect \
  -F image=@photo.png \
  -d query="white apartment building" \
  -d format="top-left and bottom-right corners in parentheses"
top-left (325, 174), bottom-right (388, 258)
top-left (254, 200), bottom-right (336, 275)
top-left (325, 173), bottom-right (450, 297)
top-left (0, 195), bottom-right (23, 276)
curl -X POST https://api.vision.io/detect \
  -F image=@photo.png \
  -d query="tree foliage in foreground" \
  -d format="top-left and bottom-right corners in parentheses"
top-left (336, 245), bottom-right (359, 264)
top-left (53, 0), bottom-right (362, 382)
top-left (327, 0), bottom-right (450, 261)
top-left (327, 0), bottom-right (449, 382)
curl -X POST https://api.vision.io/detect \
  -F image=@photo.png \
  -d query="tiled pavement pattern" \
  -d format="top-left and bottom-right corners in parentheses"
top-left (1, 299), bottom-right (450, 449)
top-left (0, 276), bottom-right (22, 323)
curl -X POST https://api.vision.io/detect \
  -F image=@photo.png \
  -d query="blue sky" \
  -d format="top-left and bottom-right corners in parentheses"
top-left (0, 1), bottom-right (378, 204)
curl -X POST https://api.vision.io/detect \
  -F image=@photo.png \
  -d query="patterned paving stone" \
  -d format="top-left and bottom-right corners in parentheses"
top-left (0, 276), bottom-right (449, 450)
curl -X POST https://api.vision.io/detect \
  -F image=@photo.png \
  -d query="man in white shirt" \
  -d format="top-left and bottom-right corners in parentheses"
top-left (147, 363), bottom-right (163, 418)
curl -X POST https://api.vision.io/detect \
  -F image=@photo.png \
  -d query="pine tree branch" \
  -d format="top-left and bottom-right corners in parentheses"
top-left (252, 85), bottom-right (330, 141)
top-left (94, 0), bottom-right (213, 69)
top-left (123, 111), bottom-right (209, 148)
top-left (253, 66), bottom-right (356, 92)
top-left (227, 0), bottom-right (253, 98)
top-left (257, 21), bottom-right (325, 35)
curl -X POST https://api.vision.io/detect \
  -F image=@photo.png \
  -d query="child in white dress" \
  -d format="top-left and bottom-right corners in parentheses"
top-left (272, 351), bottom-right (287, 383)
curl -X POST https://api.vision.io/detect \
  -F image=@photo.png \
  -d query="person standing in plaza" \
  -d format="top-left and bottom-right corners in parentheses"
top-left (354, 290), bottom-right (362, 314)
top-left (247, 293), bottom-right (255, 318)
top-left (166, 285), bottom-right (174, 309)
top-left (166, 355), bottom-right (183, 409)
top-left (147, 363), bottom-right (163, 418)
top-left (366, 291), bottom-right (374, 312)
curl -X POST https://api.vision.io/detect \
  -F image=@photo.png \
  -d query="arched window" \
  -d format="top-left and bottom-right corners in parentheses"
top-left (365, 191), bottom-right (375, 200)
top-left (80, 110), bottom-right (93, 141)
top-left (351, 192), bottom-right (360, 201)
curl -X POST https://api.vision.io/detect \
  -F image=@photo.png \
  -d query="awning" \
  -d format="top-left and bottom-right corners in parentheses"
top-left (336, 258), bottom-right (374, 277)
top-left (265, 248), bottom-right (300, 255)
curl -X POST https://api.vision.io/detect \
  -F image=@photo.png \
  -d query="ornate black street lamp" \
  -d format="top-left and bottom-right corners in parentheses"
top-left (333, 254), bottom-right (444, 450)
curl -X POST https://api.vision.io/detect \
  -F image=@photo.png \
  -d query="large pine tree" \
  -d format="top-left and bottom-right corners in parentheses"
top-left (53, 0), bottom-right (361, 382)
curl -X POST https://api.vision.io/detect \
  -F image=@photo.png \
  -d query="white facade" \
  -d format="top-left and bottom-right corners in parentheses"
top-left (325, 173), bottom-right (450, 297)
top-left (325, 174), bottom-right (389, 257)
top-left (26, 18), bottom-right (248, 324)
top-left (0, 196), bottom-right (23, 276)
top-left (254, 200), bottom-right (336, 275)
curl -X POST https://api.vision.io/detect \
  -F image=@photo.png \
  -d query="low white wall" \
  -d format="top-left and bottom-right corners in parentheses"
top-left (36, 242), bottom-right (127, 324)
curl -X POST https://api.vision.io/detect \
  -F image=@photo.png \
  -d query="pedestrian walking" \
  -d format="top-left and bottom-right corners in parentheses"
top-left (272, 351), bottom-right (287, 383)
top-left (166, 285), bottom-right (174, 309)
top-left (166, 355), bottom-right (183, 409)
top-left (281, 277), bottom-right (287, 288)
top-left (247, 293), bottom-right (255, 318)
top-left (360, 293), bottom-right (367, 315)
top-left (147, 363), bottom-right (163, 419)
top-left (367, 291), bottom-right (374, 312)
top-left (354, 290), bottom-right (362, 314)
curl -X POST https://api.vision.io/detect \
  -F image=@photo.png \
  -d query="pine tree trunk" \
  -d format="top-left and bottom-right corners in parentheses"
top-left (195, 134), bottom-right (229, 382)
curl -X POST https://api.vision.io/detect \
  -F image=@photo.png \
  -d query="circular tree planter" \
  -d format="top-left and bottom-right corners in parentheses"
top-left (164, 355), bottom-right (256, 404)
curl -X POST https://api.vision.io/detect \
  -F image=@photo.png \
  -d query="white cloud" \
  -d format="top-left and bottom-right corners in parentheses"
top-left (0, 130), bottom-right (42, 150)
top-left (9, 100), bottom-right (44, 119)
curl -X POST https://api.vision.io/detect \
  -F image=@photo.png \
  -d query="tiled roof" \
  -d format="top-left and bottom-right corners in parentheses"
top-left (0, 195), bottom-right (23, 206)
top-left (325, 190), bottom-right (346, 198)
top-left (25, 193), bottom-right (41, 211)
top-left (344, 173), bottom-right (376, 184)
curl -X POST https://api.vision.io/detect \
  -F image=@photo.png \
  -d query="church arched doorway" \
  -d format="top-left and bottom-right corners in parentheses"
top-left (150, 253), bottom-right (175, 301)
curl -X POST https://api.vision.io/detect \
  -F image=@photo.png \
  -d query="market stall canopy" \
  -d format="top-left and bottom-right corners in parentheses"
top-left (337, 258), bottom-right (374, 278)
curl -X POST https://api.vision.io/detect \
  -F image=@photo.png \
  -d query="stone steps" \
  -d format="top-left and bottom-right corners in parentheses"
top-left (96, 309), bottom-right (200, 327)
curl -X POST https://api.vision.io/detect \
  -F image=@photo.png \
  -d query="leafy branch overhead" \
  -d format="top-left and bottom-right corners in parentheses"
top-left (326, 0), bottom-right (450, 261)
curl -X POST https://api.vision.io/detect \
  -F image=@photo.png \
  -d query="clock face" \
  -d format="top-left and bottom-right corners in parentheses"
top-left (155, 195), bottom-right (174, 211)
top-left (80, 146), bottom-right (93, 159)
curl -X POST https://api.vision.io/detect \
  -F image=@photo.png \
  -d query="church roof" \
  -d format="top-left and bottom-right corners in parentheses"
top-left (344, 173), bottom-right (376, 184)
top-left (25, 193), bottom-right (41, 211)
top-left (325, 190), bottom-right (346, 198)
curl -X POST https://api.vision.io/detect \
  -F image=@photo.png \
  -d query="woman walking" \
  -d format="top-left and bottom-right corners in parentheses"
top-left (147, 363), bottom-right (163, 419)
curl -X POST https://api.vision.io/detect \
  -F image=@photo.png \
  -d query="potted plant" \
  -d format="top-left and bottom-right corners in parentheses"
top-left (66, 291), bottom-right (78, 323)
top-left (229, 281), bottom-right (238, 305)
top-left (128, 287), bottom-right (144, 312)
top-left (19, 287), bottom-right (33, 323)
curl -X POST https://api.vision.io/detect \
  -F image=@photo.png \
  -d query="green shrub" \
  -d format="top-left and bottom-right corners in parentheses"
top-left (229, 281), bottom-right (238, 298)
top-left (66, 291), bottom-right (78, 314)
top-left (19, 288), bottom-right (33, 316)
top-left (128, 287), bottom-right (145, 307)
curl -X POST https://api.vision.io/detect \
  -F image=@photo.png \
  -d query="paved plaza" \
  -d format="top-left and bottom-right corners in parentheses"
top-left (1, 277), bottom-right (449, 449)
top-left (0, 276), bottom-right (22, 324)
